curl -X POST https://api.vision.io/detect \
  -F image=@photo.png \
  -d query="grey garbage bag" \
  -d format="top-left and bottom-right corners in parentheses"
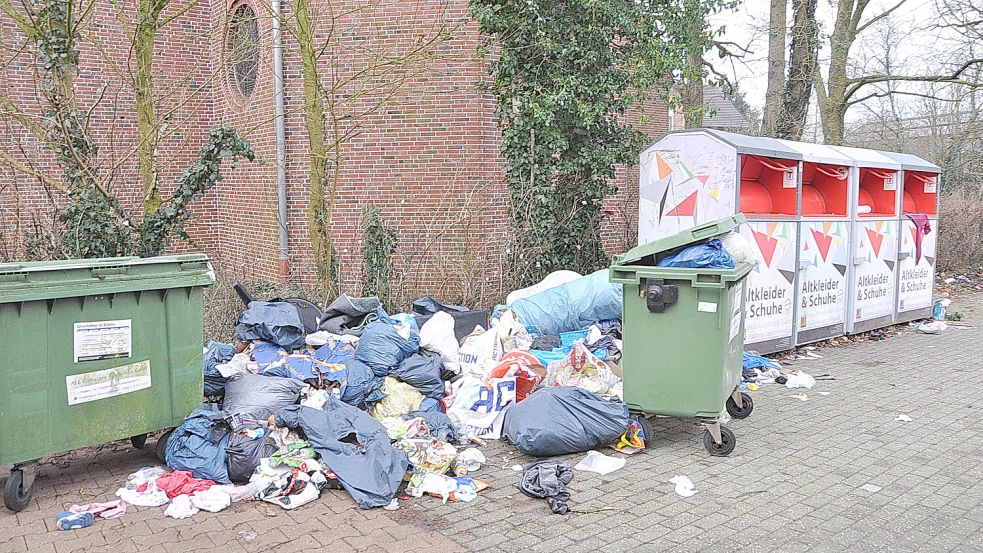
top-left (503, 387), bottom-right (630, 456)
top-left (392, 351), bottom-right (444, 400)
top-left (223, 373), bottom-right (305, 420)
top-left (509, 269), bottom-right (622, 335)
top-left (165, 408), bottom-right (231, 483)
top-left (319, 294), bottom-right (383, 336)
top-left (236, 301), bottom-right (307, 350)
top-left (204, 341), bottom-right (235, 397)
top-left (339, 359), bottom-right (387, 410)
top-left (226, 427), bottom-right (278, 483)
top-left (518, 460), bottom-right (574, 515)
top-left (275, 402), bottom-right (410, 509)
top-left (355, 321), bottom-right (420, 377)
top-left (402, 410), bottom-right (459, 443)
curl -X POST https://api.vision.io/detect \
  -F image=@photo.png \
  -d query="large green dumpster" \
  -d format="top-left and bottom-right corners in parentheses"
top-left (0, 254), bottom-right (214, 511)
top-left (610, 215), bottom-right (753, 456)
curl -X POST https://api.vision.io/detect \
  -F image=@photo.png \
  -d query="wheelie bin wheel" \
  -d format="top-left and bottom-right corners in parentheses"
top-left (4, 469), bottom-right (33, 512)
top-left (130, 434), bottom-right (148, 449)
top-left (726, 392), bottom-right (754, 420)
top-left (155, 429), bottom-right (174, 463)
top-left (703, 426), bottom-right (736, 457)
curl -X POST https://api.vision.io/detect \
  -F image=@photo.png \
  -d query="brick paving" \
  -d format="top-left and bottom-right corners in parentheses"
top-left (3, 296), bottom-right (983, 552)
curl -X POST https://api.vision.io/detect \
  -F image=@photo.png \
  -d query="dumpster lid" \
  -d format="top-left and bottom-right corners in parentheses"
top-left (614, 214), bottom-right (747, 266)
top-left (829, 145), bottom-right (901, 169)
top-left (651, 129), bottom-right (803, 160)
top-left (879, 151), bottom-right (940, 173)
top-left (773, 139), bottom-right (854, 166)
top-left (0, 254), bottom-right (214, 304)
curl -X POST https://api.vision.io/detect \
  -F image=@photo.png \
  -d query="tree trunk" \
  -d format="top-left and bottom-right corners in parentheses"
top-left (777, 0), bottom-right (819, 140)
top-left (680, 0), bottom-right (705, 128)
top-left (762, 0), bottom-right (787, 136)
top-left (293, 0), bottom-right (333, 293)
top-left (816, 0), bottom-right (855, 145)
top-left (135, 0), bottom-right (163, 215)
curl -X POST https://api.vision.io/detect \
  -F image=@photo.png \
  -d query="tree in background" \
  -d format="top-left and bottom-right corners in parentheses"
top-left (472, 0), bottom-right (701, 282)
top-left (761, 0), bottom-right (787, 136)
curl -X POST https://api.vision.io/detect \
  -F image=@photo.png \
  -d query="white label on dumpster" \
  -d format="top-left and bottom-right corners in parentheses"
top-left (697, 301), bottom-right (718, 313)
top-left (783, 166), bottom-right (798, 188)
top-left (74, 319), bottom-right (131, 362)
top-left (729, 283), bottom-right (744, 342)
top-left (66, 360), bottom-right (151, 406)
top-left (924, 176), bottom-right (937, 193)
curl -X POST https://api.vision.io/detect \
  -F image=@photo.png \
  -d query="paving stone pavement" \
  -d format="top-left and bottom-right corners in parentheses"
top-left (3, 296), bottom-right (983, 552)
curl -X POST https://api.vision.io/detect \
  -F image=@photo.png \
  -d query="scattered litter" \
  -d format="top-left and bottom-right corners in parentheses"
top-left (55, 511), bottom-right (93, 530)
top-left (917, 321), bottom-right (947, 334)
top-left (895, 414), bottom-right (913, 422)
top-left (512, 465), bottom-right (523, 472)
top-left (817, 391), bottom-right (830, 396)
top-left (518, 460), bottom-right (574, 514)
top-left (456, 449), bottom-right (487, 473)
top-left (384, 499), bottom-right (400, 511)
top-left (784, 372), bottom-right (816, 389)
top-left (790, 393), bottom-right (809, 401)
top-left (669, 475), bottom-right (698, 498)
top-left (860, 483), bottom-right (883, 493)
top-left (68, 500), bottom-right (126, 520)
top-left (238, 531), bottom-right (257, 544)
top-left (574, 450), bottom-right (626, 476)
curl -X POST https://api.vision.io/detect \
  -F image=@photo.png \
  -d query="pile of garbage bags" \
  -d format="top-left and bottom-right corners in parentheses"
top-left (165, 270), bottom-right (653, 515)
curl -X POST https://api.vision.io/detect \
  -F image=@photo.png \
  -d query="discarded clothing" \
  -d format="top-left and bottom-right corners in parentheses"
top-left (236, 301), bottom-right (307, 350)
top-left (904, 211), bottom-right (932, 264)
top-left (68, 500), bottom-right (126, 520)
top-left (402, 410), bottom-right (459, 443)
top-left (165, 409), bottom-right (232, 483)
top-left (355, 321), bottom-right (420, 377)
top-left (191, 486), bottom-right (233, 513)
top-left (164, 494), bottom-right (198, 519)
top-left (223, 373), bottom-right (305, 420)
top-left (530, 334), bottom-right (561, 351)
top-left (116, 467), bottom-right (169, 507)
top-left (518, 460), bottom-right (573, 515)
top-left (656, 238), bottom-right (735, 269)
top-left (56, 511), bottom-right (93, 530)
top-left (204, 342), bottom-right (235, 396)
top-left (504, 387), bottom-right (630, 456)
top-left (392, 351), bottom-right (445, 400)
top-left (275, 402), bottom-right (410, 509)
top-left (510, 269), bottom-right (622, 336)
top-left (319, 294), bottom-right (383, 336)
top-left (155, 471), bottom-right (216, 499)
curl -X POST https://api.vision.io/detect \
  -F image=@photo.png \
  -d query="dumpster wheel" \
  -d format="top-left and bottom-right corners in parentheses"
top-left (155, 429), bottom-right (175, 463)
top-left (4, 466), bottom-right (35, 512)
top-left (703, 425), bottom-right (736, 456)
top-left (130, 434), bottom-right (148, 449)
top-left (632, 414), bottom-right (654, 449)
top-left (726, 392), bottom-right (754, 420)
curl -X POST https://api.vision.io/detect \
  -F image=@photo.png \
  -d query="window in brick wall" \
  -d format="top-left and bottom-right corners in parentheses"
top-left (227, 3), bottom-right (259, 98)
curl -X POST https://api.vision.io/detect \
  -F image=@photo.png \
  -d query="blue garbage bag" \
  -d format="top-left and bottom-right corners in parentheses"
top-left (742, 352), bottom-right (781, 370)
top-left (510, 269), bottom-right (623, 336)
top-left (391, 351), bottom-right (444, 400)
top-left (203, 342), bottom-right (235, 397)
top-left (312, 341), bottom-right (357, 364)
top-left (236, 301), bottom-right (306, 350)
top-left (355, 321), bottom-right (420, 377)
top-left (165, 408), bottom-right (231, 483)
top-left (275, 403), bottom-right (410, 509)
top-left (503, 387), bottom-right (630, 456)
top-left (656, 239), bottom-right (735, 269)
top-left (340, 359), bottom-right (387, 410)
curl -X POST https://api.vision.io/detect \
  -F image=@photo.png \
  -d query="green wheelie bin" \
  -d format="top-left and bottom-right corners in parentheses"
top-left (610, 215), bottom-right (754, 456)
top-left (0, 254), bottom-right (214, 511)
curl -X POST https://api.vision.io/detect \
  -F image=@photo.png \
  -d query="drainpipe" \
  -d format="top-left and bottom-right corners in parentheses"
top-left (272, 0), bottom-right (289, 280)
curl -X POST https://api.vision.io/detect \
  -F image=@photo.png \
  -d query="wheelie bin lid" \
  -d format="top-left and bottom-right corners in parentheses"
top-left (0, 254), bottom-right (215, 303)
top-left (610, 214), bottom-right (752, 286)
top-left (613, 214), bottom-right (747, 266)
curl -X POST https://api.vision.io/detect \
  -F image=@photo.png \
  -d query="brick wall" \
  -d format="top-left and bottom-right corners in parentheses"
top-left (0, 0), bottom-right (669, 307)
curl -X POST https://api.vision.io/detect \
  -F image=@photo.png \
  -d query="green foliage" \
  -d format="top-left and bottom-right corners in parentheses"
top-left (471, 0), bottom-right (695, 282)
top-left (361, 204), bottom-right (398, 306)
top-left (137, 128), bottom-right (255, 256)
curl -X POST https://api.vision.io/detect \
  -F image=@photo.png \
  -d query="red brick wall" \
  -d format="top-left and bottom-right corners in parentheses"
top-left (0, 0), bottom-right (669, 307)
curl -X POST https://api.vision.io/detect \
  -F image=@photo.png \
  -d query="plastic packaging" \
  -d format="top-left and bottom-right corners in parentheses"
top-left (656, 238), bottom-right (735, 269)
top-left (510, 269), bottom-right (623, 336)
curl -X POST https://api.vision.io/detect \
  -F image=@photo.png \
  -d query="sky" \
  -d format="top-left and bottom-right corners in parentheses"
top-left (709, 0), bottom-right (946, 114)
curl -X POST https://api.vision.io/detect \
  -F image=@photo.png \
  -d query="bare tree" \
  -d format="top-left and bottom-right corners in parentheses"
top-left (761, 0), bottom-right (787, 135)
top-left (775, 0), bottom-right (818, 140)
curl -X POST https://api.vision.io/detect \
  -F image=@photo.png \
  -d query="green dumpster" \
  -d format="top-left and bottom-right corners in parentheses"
top-left (0, 254), bottom-right (214, 511)
top-left (610, 215), bottom-right (754, 456)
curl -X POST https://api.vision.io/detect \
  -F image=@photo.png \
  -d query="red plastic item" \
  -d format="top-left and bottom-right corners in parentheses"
top-left (488, 351), bottom-right (546, 402)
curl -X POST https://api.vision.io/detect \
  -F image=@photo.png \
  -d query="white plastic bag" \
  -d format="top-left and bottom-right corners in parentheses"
top-left (574, 450), bottom-right (626, 476)
top-left (721, 232), bottom-right (757, 265)
top-left (784, 371), bottom-right (816, 389)
top-left (445, 374), bottom-right (516, 440)
top-left (419, 311), bottom-right (460, 375)
top-left (458, 328), bottom-right (503, 378)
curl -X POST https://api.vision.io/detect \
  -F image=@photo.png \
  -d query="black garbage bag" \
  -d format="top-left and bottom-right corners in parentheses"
top-left (236, 301), bottom-right (306, 350)
top-left (319, 294), bottom-right (383, 336)
top-left (223, 373), bottom-right (305, 420)
top-left (275, 402), bottom-right (410, 509)
top-left (503, 387), bottom-right (630, 456)
top-left (392, 351), bottom-right (444, 400)
top-left (226, 427), bottom-right (278, 483)
top-left (518, 460), bottom-right (573, 515)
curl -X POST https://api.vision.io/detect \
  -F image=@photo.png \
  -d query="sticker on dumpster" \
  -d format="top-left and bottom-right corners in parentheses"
top-left (697, 302), bottom-right (718, 313)
top-left (66, 360), bottom-right (151, 406)
top-left (923, 176), bottom-right (937, 194)
top-left (782, 166), bottom-right (798, 188)
top-left (74, 319), bottom-right (132, 362)
top-left (728, 283), bottom-right (743, 343)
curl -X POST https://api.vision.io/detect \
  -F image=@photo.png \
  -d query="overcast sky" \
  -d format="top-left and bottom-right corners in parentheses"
top-left (710, 0), bottom-right (945, 112)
